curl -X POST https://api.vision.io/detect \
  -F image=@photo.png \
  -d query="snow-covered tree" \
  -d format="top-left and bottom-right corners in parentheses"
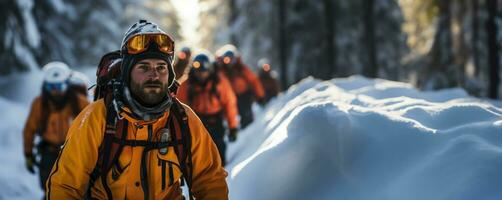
top-left (123, 0), bottom-right (181, 41)
top-left (401, 0), bottom-right (501, 98)
top-left (0, 0), bottom-right (40, 74)
top-left (198, 0), bottom-right (232, 51)
top-left (0, 0), bottom-right (181, 74)
top-left (201, 0), bottom-right (408, 86)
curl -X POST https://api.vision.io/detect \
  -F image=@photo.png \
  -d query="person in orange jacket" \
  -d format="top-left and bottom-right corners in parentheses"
top-left (215, 44), bottom-right (265, 128)
top-left (178, 51), bottom-right (239, 165)
top-left (173, 46), bottom-right (192, 83)
top-left (46, 20), bottom-right (228, 200)
top-left (23, 61), bottom-right (89, 193)
top-left (257, 58), bottom-right (281, 104)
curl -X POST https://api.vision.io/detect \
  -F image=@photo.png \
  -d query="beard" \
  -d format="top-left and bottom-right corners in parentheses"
top-left (46, 91), bottom-right (68, 110)
top-left (130, 80), bottom-right (169, 107)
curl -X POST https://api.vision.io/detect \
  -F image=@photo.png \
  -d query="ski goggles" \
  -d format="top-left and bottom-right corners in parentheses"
top-left (192, 60), bottom-right (211, 72)
top-left (178, 51), bottom-right (187, 60)
top-left (221, 51), bottom-right (236, 65)
top-left (44, 82), bottom-right (68, 92)
top-left (125, 34), bottom-right (174, 55)
top-left (222, 56), bottom-right (233, 65)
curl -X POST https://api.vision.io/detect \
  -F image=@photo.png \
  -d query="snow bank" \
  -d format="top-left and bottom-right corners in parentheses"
top-left (0, 97), bottom-right (43, 199)
top-left (227, 75), bottom-right (502, 200)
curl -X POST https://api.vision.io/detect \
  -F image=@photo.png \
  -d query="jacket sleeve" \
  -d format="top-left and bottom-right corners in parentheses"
top-left (46, 101), bottom-right (106, 199)
top-left (184, 104), bottom-right (229, 199)
top-left (23, 97), bottom-right (41, 156)
top-left (218, 75), bottom-right (239, 129)
top-left (242, 66), bottom-right (265, 99)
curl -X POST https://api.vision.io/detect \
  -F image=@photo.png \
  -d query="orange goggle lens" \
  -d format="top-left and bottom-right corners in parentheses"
top-left (178, 52), bottom-right (187, 60)
top-left (126, 34), bottom-right (174, 55)
top-left (223, 57), bottom-right (231, 64)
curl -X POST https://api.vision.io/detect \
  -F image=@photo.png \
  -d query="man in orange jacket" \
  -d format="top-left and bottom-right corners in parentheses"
top-left (46, 20), bottom-right (228, 200)
top-left (178, 51), bottom-right (239, 165)
top-left (23, 62), bottom-right (89, 193)
top-left (216, 44), bottom-right (266, 128)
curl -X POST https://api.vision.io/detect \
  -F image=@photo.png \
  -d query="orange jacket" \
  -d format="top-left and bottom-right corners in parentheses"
top-left (177, 73), bottom-right (239, 129)
top-left (46, 99), bottom-right (228, 200)
top-left (220, 64), bottom-right (265, 99)
top-left (23, 94), bottom-right (89, 155)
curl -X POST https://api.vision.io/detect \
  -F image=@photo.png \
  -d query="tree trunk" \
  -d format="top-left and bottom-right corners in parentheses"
top-left (278, 0), bottom-right (288, 89)
top-left (486, 0), bottom-right (500, 99)
top-left (363, 0), bottom-right (377, 78)
top-left (451, 1), bottom-right (468, 86)
top-left (322, 0), bottom-right (336, 79)
top-left (229, 0), bottom-right (238, 45)
top-left (420, 0), bottom-right (454, 89)
top-left (472, 0), bottom-right (480, 77)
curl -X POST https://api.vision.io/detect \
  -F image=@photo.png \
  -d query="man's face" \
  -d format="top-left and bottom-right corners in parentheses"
top-left (130, 58), bottom-right (170, 106)
top-left (50, 90), bottom-right (65, 99)
top-left (194, 70), bottom-right (210, 82)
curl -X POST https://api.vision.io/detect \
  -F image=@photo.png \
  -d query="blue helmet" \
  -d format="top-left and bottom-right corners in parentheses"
top-left (191, 51), bottom-right (215, 72)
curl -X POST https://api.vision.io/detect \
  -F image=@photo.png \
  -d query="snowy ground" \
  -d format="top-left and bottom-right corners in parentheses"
top-left (226, 76), bottom-right (502, 200)
top-left (0, 72), bottom-right (501, 200)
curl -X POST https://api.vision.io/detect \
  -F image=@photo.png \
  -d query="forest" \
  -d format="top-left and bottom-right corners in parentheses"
top-left (1, 0), bottom-right (501, 98)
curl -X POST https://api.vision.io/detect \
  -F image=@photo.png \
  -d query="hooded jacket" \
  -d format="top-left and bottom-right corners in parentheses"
top-left (46, 99), bottom-right (228, 199)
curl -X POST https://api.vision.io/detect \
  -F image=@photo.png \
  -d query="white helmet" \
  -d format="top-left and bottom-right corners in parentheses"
top-left (215, 44), bottom-right (240, 58)
top-left (69, 71), bottom-right (90, 88)
top-left (258, 58), bottom-right (270, 69)
top-left (42, 61), bottom-right (71, 83)
top-left (42, 61), bottom-right (71, 92)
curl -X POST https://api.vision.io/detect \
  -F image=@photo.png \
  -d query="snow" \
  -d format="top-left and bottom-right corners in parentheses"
top-left (226, 75), bottom-right (502, 200)
top-left (0, 73), bottom-right (500, 199)
top-left (0, 96), bottom-right (42, 199)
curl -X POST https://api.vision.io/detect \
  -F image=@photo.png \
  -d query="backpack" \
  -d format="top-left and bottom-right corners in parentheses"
top-left (86, 51), bottom-right (194, 200)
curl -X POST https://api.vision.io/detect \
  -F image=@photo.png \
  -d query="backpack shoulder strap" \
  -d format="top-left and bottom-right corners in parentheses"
top-left (86, 101), bottom-right (127, 199)
top-left (169, 98), bottom-right (194, 200)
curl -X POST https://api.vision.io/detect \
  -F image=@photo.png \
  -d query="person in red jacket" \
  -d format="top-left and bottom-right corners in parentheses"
top-left (215, 44), bottom-right (265, 128)
top-left (257, 58), bottom-right (281, 104)
top-left (178, 51), bottom-right (239, 165)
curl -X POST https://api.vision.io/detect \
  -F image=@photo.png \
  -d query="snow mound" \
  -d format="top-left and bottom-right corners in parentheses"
top-left (227, 75), bottom-right (502, 200)
top-left (0, 97), bottom-right (42, 199)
